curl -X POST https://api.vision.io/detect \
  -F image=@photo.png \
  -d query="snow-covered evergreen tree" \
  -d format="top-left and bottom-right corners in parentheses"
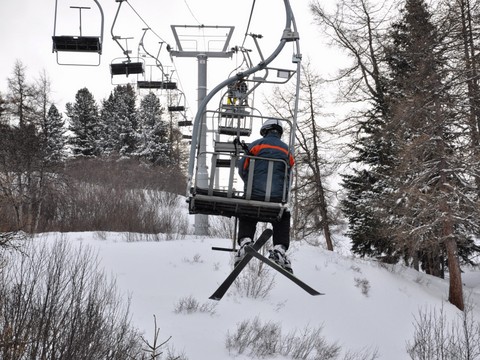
top-left (100, 84), bottom-right (138, 156)
top-left (43, 104), bottom-right (66, 163)
top-left (379, 0), bottom-right (480, 310)
top-left (136, 92), bottom-right (170, 165)
top-left (66, 88), bottom-right (101, 157)
top-left (0, 92), bottom-right (7, 123)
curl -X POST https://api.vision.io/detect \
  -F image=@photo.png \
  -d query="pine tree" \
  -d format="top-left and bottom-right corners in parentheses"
top-left (43, 104), bottom-right (66, 163)
top-left (381, 0), bottom-right (451, 271)
top-left (0, 92), bottom-right (7, 124)
top-left (310, 0), bottom-right (393, 257)
top-left (379, 0), bottom-right (480, 310)
top-left (66, 88), bottom-right (101, 157)
top-left (100, 84), bottom-right (138, 156)
top-left (136, 92), bottom-right (170, 165)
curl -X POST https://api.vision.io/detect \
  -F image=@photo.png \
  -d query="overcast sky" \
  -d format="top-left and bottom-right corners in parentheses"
top-left (0, 0), bottom-right (344, 115)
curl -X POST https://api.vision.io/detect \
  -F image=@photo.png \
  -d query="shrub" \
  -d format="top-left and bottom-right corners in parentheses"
top-left (0, 156), bottom-right (189, 235)
top-left (406, 303), bottom-right (480, 359)
top-left (0, 239), bottom-right (144, 359)
top-left (354, 277), bottom-right (371, 297)
top-left (226, 317), bottom-right (378, 359)
top-left (173, 295), bottom-right (217, 315)
top-left (233, 257), bottom-right (275, 299)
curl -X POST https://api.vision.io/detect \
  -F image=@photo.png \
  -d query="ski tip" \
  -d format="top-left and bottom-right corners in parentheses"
top-left (264, 228), bottom-right (273, 236)
top-left (209, 295), bottom-right (221, 301)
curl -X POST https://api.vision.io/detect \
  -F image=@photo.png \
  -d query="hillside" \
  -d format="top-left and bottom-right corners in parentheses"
top-left (37, 231), bottom-right (480, 359)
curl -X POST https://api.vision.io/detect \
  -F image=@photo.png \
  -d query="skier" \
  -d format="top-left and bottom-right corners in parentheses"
top-left (234, 118), bottom-right (295, 273)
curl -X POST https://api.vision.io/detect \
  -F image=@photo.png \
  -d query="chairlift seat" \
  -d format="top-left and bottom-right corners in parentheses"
top-left (214, 141), bottom-right (249, 153)
top-left (218, 126), bottom-right (252, 136)
top-left (220, 110), bottom-right (249, 119)
top-left (52, 36), bottom-right (102, 53)
top-left (178, 120), bottom-right (193, 127)
top-left (216, 159), bottom-right (232, 167)
top-left (110, 62), bottom-right (144, 76)
top-left (188, 188), bottom-right (286, 222)
top-left (168, 106), bottom-right (186, 112)
top-left (137, 81), bottom-right (177, 90)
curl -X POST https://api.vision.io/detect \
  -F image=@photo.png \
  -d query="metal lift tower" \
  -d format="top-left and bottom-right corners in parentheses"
top-left (169, 25), bottom-right (234, 236)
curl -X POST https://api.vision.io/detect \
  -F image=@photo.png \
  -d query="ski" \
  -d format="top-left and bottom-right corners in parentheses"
top-left (245, 245), bottom-right (324, 296)
top-left (209, 229), bottom-right (273, 301)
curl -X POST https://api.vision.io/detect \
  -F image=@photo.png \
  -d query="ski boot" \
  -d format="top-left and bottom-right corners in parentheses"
top-left (234, 237), bottom-right (253, 267)
top-left (268, 245), bottom-right (293, 273)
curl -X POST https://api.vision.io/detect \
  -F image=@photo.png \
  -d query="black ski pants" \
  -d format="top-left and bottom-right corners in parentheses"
top-left (237, 211), bottom-right (291, 250)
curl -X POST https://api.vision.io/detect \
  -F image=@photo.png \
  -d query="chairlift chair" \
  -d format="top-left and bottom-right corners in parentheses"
top-left (169, 105), bottom-right (186, 112)
top-left (188, 114), bottom-right (293, 222)
top-left (110, 58), bottom-right (145, 77)
top-left (109, 1), bottom-right (146, 79)
top-left (168, 88), bottom-right (187, 112)
top-left (218, 84), bottom-right (253, 136)
top-left (52, 0), bottom-right (104, 66)
top-left (186, 0), bottom-right (301, 227)
top-left (137, 81), bottom-right (177, 89)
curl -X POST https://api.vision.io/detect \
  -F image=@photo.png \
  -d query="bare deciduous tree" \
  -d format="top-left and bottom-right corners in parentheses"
top-left (264, 61), bottom-right (337, 249)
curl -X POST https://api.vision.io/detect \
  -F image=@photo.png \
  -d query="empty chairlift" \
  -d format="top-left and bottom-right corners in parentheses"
top-left (52, 0), bottom-right (104, 66)
top-left (110, 54), bottom-right (145, 77)
top-left (109, 0), bottom-right (144, 78)
top-left (137, 79), bottom-right (177, 90)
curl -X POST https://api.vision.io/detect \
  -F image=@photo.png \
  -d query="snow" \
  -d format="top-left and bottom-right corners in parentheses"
top-left (35, 231), bottom-right (480, 359)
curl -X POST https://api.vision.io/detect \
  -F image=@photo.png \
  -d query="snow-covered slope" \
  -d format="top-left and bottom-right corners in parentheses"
top-left (38, 232), bottom-right (480, 359)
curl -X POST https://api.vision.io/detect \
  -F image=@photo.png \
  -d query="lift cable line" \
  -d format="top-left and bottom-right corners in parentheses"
top-left (50, 0), bottom-right (301, 238)
top-left (241, 0), bottom-right (257, 48)
top-left (182, 0), bottom-right (202, 26)
top-left (124, 0), bottom-right (169, 45)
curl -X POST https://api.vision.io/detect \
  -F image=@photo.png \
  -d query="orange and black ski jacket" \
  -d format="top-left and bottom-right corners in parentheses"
top-left (237, 132), bottom-right (294, 201)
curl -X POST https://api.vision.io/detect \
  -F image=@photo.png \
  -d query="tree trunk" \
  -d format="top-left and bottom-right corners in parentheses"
top-left (316, 183), bottom-right (334, 251)
top-left (445, 236), bottom-right (464, 311)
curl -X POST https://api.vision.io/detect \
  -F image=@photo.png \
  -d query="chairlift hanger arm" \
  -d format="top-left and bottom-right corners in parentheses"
top-left (70, 6), bottom-right (90, 37)
top-left (286, 0), bottom-right (301, 159)
top-left (111, 0), bottom-right (132, 61)
top-left (139, 28), bottom-right (169, 78)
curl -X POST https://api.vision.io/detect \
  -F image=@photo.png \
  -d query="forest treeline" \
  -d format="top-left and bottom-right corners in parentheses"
top-left (0, 61), bottom-right (188, 235)
top-left (307, 0), bottom-right (480, 310)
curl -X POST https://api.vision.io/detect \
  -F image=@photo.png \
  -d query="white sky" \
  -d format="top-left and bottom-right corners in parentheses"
top-left (0, 0), bottom-right (346, 117)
